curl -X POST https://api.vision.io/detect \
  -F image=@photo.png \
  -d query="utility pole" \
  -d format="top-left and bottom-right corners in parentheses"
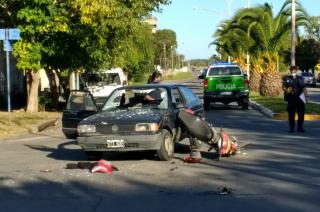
top-left (226, 0), bottom-right (233, 63)
top-left (291, 0), bottom-right (296, 66)
top-left (163, 44), bottom-right (167, 71)
top-left (246, 0), bottom-right (250, 79)
top-left (171, 45), bottom-right (174, 72)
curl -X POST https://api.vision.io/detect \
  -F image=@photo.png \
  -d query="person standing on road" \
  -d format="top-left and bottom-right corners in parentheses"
top-left (283, 66), bottom-right (308, 133)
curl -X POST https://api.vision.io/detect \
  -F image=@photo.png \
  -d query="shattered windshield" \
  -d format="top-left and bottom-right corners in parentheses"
top-left (102, 87), bottom-right (168, 111)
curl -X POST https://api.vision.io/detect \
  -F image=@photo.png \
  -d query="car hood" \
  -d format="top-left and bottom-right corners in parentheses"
top-left (80, 108), bottom-right (168, 125)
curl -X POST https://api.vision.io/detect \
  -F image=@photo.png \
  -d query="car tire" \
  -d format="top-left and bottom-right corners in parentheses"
top-left (64, 133), bottom-right (77, 139)
top-left (157, 129), bottom-right (174, 161)
top-left (85, 151), bottom-right (103, 161)
top-left (203, 97), bottom-right (210, 111)
top-left (242, 102), bottom-right (249, 110)
top-left (242, 97), bottom-right (249, 110)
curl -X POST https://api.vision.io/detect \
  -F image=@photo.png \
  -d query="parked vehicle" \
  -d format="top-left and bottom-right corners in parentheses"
top-left (82, 68), bottom-right (128, 106)
top-left (199, 62), bottom-right (249, 110)
top-left (301, 72), bottom-right (317, 87)
top-left (62, 84), bottom-right (204, 161)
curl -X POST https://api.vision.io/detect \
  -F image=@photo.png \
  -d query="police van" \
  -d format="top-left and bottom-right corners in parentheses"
top-left (199, 62), bottom-right (249, 110)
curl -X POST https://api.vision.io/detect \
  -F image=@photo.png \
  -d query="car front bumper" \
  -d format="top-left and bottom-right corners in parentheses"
top-left (77, 133), bottom-right (162, 151)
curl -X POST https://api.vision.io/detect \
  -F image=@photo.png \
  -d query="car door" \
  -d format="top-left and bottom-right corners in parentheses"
top-left (62, 90), bottom-right (98, 138)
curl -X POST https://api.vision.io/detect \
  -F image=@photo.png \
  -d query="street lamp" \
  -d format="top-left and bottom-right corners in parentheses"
top-left (291, 0), bottom-right (296, 66)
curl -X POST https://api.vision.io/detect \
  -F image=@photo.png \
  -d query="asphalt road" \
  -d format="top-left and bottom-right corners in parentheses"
top-left (0, 77), bottom-right (320, 212)
top-left (307, 85), bottom-right (320, 103)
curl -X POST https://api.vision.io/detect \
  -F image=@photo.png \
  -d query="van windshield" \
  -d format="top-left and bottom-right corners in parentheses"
top-left (85, 72), bottom-right (121, 86)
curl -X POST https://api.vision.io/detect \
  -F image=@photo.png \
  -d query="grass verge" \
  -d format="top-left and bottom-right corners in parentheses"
top-left (250, 92), bottom-right (320, 114)
top-left (0, 111), bottom-right (61, 139)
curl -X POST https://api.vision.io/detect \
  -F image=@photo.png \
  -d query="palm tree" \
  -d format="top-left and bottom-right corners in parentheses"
top-left (213, 0), bottom-right (309, 96)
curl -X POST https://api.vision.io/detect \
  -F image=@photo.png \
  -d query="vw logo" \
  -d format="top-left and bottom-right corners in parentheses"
top-left (111, 125), bottom-right (119, 132)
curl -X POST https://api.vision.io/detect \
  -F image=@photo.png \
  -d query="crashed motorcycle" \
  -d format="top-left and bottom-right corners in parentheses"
top-left (178, 110), bottom-right (237, 159)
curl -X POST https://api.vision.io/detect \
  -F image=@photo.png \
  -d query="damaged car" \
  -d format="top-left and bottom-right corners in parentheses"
top-left (62, 84), bottom-right (204, 161)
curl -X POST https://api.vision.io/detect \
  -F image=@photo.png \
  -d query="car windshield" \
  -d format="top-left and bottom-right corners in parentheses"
top-left (208, 67), bottom-right (242, 76)
top-left (102, 87), bottom-right (168, 111)
top-left (85, 72), bottom-right (121, 86)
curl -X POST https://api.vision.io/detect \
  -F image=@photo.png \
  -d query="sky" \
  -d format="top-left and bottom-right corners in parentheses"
top-left (153, 0), bottom-right (319, 60)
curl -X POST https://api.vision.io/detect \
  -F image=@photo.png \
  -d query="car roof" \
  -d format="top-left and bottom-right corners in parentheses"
top-left (120, 83), bottom-right (187, 90)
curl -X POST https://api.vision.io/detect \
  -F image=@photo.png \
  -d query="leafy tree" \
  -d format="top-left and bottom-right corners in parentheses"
top-left (154, 29), bottom-right (177, 70)
top-left (295, 39), bottom-right (320, 72)
top-left (304, 16), bottom-right (320, 41)
top-left (212, 0), bottom-right (309, 96)
top-left (4, 0), bottom-right (170, 112)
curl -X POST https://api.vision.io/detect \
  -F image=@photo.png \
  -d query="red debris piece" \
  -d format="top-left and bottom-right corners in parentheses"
top-left (91, 160), bottom-right (118, 174)
top-left (183, 156), bottom-right (202, 163)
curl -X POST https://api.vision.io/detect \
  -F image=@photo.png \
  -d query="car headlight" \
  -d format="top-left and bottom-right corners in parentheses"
top-left (135, 123), bottom-right (159, 132)
top-left (77, 125), bottom-right (96, 133)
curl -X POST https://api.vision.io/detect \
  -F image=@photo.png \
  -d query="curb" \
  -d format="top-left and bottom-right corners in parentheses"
top-left (249, 100), bottom-right (275, 119)
top-left (249, 100), bottom-right (320, 121)
top-left (28, 118), bottom-right (59, 133)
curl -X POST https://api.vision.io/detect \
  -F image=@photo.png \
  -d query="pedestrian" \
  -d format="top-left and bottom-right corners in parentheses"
top-left (283, 66), bottom-right (308, 133)
top-left (147, 71), bottom-right (162, 84)
top-left (144, 72), bottom-right (162, 102)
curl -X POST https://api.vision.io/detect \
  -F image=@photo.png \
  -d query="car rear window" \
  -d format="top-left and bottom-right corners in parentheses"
top-left (208, 67), bottom-right (242, 76)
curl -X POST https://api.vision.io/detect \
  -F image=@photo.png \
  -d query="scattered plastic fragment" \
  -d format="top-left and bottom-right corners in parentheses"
top-left (91, 160), bottom-right (118, 174)
top-left (65, 160), bottom-right (118, 174)
top-left (169, 167), bottom-right (178, 171)
top-left (217, 187), bottom-right (232, 195)
top-left (183, 156), bottom-right (202, 163)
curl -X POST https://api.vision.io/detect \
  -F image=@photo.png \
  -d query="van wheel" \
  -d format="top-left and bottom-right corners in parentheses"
top-left (157, 129), bottom-right (174, 161)
top-left (85, 151), bottom-right (103, 160)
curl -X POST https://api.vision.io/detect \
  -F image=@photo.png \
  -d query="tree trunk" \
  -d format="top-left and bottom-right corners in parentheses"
top-left (249, 64), bottom-right (262, 92)
top-left (26, 70), bottom-right (40, 113)
top-left (45, 69), bottom-right (59, 110)
top-left (259, 63), bottom-right (282, 97)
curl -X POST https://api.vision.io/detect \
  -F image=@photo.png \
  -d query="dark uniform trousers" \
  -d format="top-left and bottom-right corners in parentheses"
top-left (287, 96), bottom-right (305, 131)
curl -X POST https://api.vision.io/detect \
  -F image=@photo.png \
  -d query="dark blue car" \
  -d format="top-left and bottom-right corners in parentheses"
top-left (62, 84), bottom-right (204, 161)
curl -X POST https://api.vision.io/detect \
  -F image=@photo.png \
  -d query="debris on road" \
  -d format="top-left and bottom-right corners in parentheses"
top-left (217, 187), bottom-right (232, 195)
top-left (91, 160), bottom-right (118, 174)
top-left (183, 156), bottom-right (202, 163)
top-left (66, 160), bottom-right (118, 174)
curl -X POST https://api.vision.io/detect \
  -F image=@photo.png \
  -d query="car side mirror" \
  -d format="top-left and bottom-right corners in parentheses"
top-left (198, 75), bottom-right (204, 80)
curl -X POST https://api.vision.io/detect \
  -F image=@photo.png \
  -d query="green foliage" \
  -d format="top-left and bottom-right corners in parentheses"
top-left (154, 29), bottom-right (178, 69)
top-left (295, 39), bottom-right (320, 71)
top-left (304, 16), bottom-right (320, 41)
top-left (213, 0), bottom-right (309, 64)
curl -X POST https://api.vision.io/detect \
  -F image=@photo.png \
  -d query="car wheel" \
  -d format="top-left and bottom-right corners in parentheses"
top-left (85, 151), bottom-right (103, 160)
top-left (157, 129), bottom-right (174, 161)
top-left (203, 97), bottom-right (210, 111)
top-left (64, 133), bottom-right (77, 139)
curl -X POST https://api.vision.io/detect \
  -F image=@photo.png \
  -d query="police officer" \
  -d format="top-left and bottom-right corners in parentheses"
top-left (283, 66), bottom-right (308, 133)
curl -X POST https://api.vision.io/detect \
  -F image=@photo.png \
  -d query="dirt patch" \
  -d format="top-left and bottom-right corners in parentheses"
top-left (0, 111), bottom-right (61, 139)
